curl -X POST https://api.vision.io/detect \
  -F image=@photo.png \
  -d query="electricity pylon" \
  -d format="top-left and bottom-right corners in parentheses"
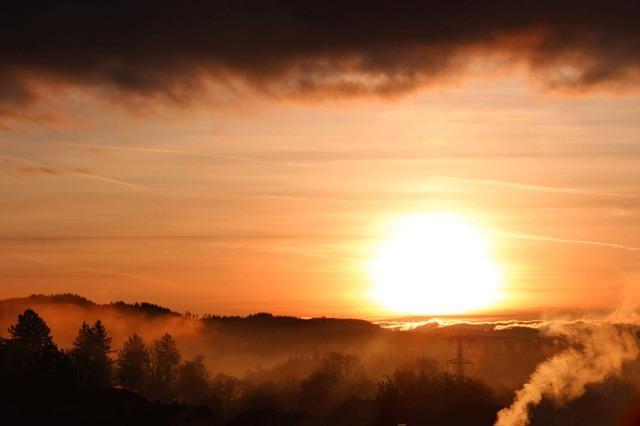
top-left (446, 334), bottom-right (474, 380)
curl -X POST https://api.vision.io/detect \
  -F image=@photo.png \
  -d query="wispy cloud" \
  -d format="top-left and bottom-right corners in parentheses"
top-left (0, 155), bottom-right (147, 190)
top-left (4, 252), bottom-right (184, 290)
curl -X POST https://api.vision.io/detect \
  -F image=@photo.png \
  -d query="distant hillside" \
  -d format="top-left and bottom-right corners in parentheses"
top-left (0, 293), bottom-right (551, 390)
top-left (0, 294), bottom-right (385, 364)
top-left (0, 293), bottom-right (179, 317)
top-left (0, 294), bottom-right (378, 334)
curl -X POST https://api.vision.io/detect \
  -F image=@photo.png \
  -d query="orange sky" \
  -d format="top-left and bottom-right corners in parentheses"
top-left (1, 75), bottom-right (639, 318)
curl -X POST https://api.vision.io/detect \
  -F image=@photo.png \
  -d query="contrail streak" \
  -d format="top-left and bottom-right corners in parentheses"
top-left (57, 142), bottom-right (310, 167)
top-left (0, 154), bottom-right (147, 190)
top-left (432, 175), bottom-right (638, 198)
top-left (497, 230), bottom-right (638, 251)
top-left (73, 171), bottom-right (148, 190)
top-left (58, 142), bottom-right (253, 161)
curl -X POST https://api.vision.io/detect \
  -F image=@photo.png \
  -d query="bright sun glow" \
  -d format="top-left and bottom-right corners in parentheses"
top-left (370, 212), bottom-right (503, 315)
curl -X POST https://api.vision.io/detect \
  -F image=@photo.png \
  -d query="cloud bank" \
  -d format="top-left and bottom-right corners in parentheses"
top-left (2, 0), bottom-right (640, 113)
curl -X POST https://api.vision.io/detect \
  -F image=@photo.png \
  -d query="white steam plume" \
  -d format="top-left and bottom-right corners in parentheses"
top-left (494, 322), bottom-right (639, 426)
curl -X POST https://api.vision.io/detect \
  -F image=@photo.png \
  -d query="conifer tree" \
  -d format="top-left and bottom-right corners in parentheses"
top-left (71, 320), bottom-right (113, 389)
top-left (8, 309), bottom-right (58, 356)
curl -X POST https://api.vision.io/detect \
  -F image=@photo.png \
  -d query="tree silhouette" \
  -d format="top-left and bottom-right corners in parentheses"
top-left (116, 333), bottom-right (150, 394)
top-left (8, 308), bottom-right (58, 356)
top-left (71, 320), bottom-right (113, 389)
top-left (376, 362), bottom-right (496, 426)
top-left (299, 353), bottom-right (370, 416)
top-left (3, 309), bottom-right (62, 378)
top-left (148, 333), bottom-right (181, 402)
top-left (176, 355), bottom-right (210, 404)
top-left (208, 373), bottom-right (243, 421)
top-left (0, 309), bottom-right (74, 416)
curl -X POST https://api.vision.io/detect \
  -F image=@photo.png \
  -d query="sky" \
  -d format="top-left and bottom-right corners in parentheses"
top-left (1, 1), bottom-right (639, 318)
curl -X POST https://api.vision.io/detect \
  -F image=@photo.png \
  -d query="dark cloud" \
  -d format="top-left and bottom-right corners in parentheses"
top-left (2, 0), bottom-right (640, 111)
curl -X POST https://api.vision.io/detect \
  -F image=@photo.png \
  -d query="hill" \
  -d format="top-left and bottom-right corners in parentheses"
top-left (0, 293), bottom-right (550, 392)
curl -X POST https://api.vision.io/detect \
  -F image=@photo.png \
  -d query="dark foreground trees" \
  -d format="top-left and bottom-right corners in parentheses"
top-left (148, 333), bottom-right (182, 401)
top-left (71, 320), bottom-right (113, 389)
top-left (116, 333), bottom-right (150, 393)
top-left (299, 352), bottom-right (372, 416)
top-left (0, 309), bottom-right (217, 425)
top-left (3, 308), bottom-right (65, 384)
top-left (376, 360), bottom-right (497, 426)
top-left (177, 355), bottom-right (210, 404)
top-left (0, 309), bottom-right (75, 425)
top-left (19, 308), bottom-right (636, 426)
top-left (7, 308), bottom-right (58, 355)
top-left (0, 308), bottom-right (502, 425)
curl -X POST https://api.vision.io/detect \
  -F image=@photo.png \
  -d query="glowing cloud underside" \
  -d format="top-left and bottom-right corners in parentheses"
top-left (370, 213), bottom-right (502, 315)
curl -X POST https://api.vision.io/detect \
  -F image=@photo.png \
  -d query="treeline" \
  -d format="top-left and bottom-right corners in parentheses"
top-left (0, 309), bottom-right (207, 402)
top-left (0, 309), bottom-right (498, 425)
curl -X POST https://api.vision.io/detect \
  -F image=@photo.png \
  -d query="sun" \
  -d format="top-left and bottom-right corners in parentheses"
top-left (369, 212), bottom-right (503, 315)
